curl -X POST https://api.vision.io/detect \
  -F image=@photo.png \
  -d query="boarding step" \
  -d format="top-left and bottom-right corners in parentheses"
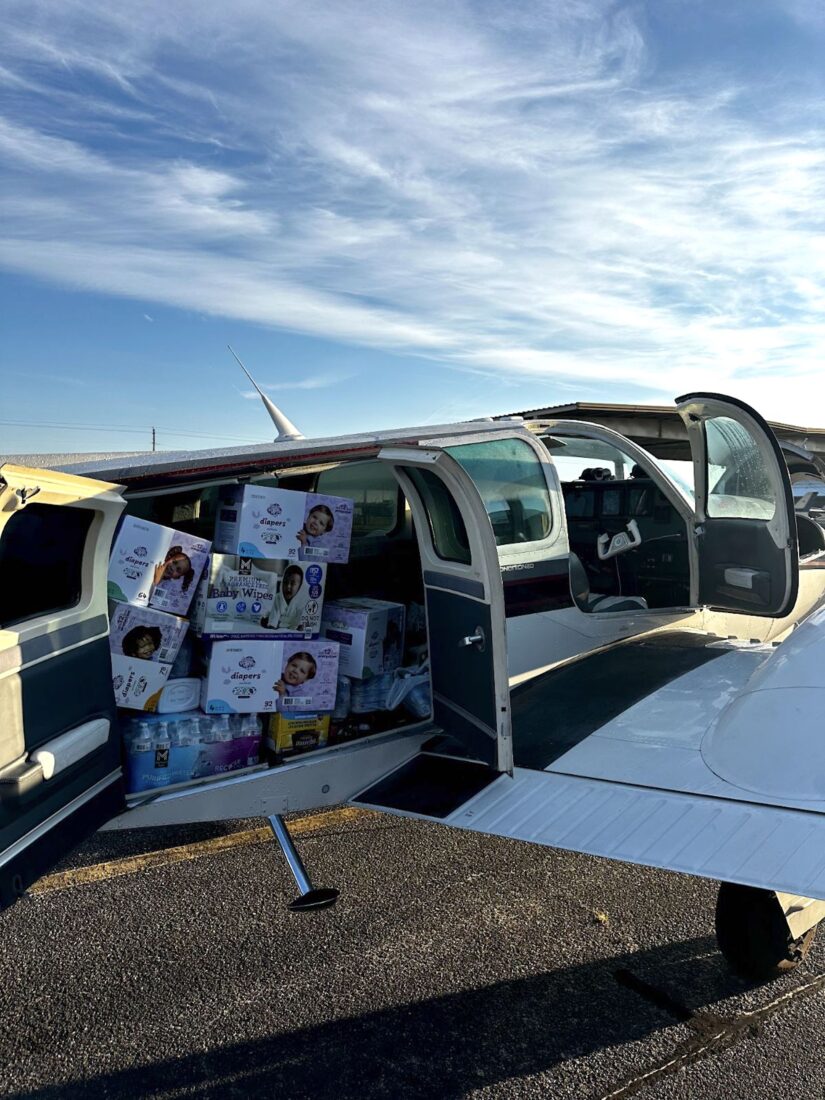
top-left (353, 752), bottom-right (500, 820)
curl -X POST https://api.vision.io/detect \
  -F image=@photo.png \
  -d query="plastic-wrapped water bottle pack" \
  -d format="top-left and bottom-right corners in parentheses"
top-left (122, 712), bottom-right (262, 793)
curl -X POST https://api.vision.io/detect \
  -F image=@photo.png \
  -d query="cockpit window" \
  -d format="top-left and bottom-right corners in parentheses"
top-left (446, 438), bottom-right (552, 546)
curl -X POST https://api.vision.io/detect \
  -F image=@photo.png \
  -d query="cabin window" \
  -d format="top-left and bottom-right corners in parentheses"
top-left (446, 438), bottom-right (553, 546)
top-left (314, 462), bottom-right (400, 538)
top-left (705, 417), bottom-right (776, 520)
top-left (0, 502), bottom-right (92, 628)
top-left (405, 467), bottom-right (471, 564)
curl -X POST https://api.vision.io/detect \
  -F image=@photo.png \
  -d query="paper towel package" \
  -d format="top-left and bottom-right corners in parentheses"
top-left (108, 515), bottom-right (210, 616)
top-left (213, 485), bottom-right (353, 563)
top-left (195, 554), bottom-right (327, 639)
top-left (108, 601), bottom-right (189, 665)
top-left (266, 712), bottom-right (330, 757)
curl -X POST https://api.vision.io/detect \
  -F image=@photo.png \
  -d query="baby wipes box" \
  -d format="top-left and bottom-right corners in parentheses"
top-left (198, 554), bottom-right (327, 639)
top-left (274, 639), bottom-right (339, 713)
top-left (201, 640), bottom-right (282, 714)
top-left (321, 599), bottom-right (406, 679)
top-left (111, 653), bottom-right (172, 711)
top-left (213, 485), bottom-right (354, 564)
top-left (266, 712), bottom-right (330, 757)
top-left (108, 515), bottom-right (210, 616)
top-left (108, 601), bottom-right (189, 665)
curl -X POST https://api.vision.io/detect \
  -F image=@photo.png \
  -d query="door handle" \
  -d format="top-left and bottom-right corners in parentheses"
top-left (458, 627), bottom-right (486, 652)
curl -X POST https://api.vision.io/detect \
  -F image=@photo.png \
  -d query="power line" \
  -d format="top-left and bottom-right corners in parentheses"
top-left (0, 419), bottom-right (264, 444)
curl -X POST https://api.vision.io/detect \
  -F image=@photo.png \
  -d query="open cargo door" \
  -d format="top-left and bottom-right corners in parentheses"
top-left (677, 393), bottom-right (799, 617)
top-left (0, 464), bottom-right (125, 906)
top-left (376, 445), bottom-right (513, 773)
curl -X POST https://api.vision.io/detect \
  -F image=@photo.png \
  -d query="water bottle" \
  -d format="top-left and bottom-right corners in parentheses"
top-left (213, 714), bottom-right (232, 742)
top-left (240, 714), bottom-right (262, 765)
top-left (150, 721), bottom-right (172, 788)
top-left (125, 720), bottom-right (154, 794)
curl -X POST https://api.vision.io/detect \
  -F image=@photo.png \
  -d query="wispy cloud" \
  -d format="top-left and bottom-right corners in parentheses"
top-left (2, 1), bottom-right (825, 419)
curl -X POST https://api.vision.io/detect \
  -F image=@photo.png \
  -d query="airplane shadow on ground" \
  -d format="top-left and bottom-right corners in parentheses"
top-left (14, 934), bottom-right (753, 1100)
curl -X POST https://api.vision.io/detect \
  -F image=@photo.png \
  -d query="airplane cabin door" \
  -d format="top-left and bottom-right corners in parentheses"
top-left (0, 464), bottom-right (126, 906)
top-left (378, 447), bottom-right (512, 773)
top-left (676, 393), bottom-right (799, 617)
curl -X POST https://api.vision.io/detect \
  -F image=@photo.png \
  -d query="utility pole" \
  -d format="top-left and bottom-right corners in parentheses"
top-left (151, 426), bottom-right (156, 452)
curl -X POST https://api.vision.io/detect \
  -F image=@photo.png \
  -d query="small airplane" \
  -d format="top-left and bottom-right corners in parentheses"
top-left (3, 380), bottom-right (825, 981)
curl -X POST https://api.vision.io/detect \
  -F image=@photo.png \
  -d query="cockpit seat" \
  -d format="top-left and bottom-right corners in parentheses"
top-left (796, 514), bottom-right (825, 558)
top-left (569, 552), bottom-right (648, 613)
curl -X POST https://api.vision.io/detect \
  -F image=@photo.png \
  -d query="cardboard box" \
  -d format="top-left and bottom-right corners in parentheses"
top-left (201, 638), bottom-right (340, 714)
top-left (200, 640), bottom-right (281, 714)
top-left (298, 492), bottom-right (354, 564)
top-left (196, 554), bottom-right (327, 639)
top-left (321, 598), bottom-right (406, 679)
top-left (108, 515), bottom-right (211, 616)
top-left (108, 601), bottom-right (189, 665)
top-left (213, 485), bottom-right (354, 563)
top-left (213, 484), bottom-right (304, 560)
top-left (266, 712), bottom-right (330, 757)
top-left (111, 653), bottom-right (172, 711)
top-left (275, 640), bottom-right (339, 713)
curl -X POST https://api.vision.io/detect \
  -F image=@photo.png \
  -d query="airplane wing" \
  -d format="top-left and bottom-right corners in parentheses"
top-left (356, 611), bottom-right (825, 900)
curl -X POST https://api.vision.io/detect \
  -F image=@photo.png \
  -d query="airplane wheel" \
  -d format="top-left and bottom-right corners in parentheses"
top-left (715, 882), bottom-right (818, 980)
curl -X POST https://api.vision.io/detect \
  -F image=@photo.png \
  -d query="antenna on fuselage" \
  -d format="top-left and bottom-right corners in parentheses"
top-left (228, 345), bottom-right (305, 441)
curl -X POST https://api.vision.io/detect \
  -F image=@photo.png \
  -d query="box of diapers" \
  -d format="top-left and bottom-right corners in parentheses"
top-left (201, 638), bottom-right (339, 714)
top-left (108, 601), bottom-right (189, 665)
top-left (213, 485), bottom-right (353, 563)
top-left (108, 515), bottom-right (210, 616)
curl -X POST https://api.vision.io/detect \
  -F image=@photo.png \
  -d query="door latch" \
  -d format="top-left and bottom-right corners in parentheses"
top-left (458, 627), bottom-right (486, 652)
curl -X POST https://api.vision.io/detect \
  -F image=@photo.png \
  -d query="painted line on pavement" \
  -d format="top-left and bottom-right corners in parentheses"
top-left (30, 806), bottom-right (373, 895)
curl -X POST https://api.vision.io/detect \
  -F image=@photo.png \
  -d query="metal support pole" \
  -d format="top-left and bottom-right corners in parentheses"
top-left (267, 814), bottom-right (339, 912)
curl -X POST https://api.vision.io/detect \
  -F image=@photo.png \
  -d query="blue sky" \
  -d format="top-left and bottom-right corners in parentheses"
top-left (2, 1), bottom-right (825, 455)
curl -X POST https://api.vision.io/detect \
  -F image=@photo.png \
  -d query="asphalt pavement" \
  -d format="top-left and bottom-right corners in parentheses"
top-left (1, 809), bottom-right (824, 1099)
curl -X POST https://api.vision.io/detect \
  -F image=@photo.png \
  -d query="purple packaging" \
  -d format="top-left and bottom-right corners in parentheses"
top-left (148, 530), bottom-right (212, 617)
top-left (298, 493), bottom-right (354, 564)
top-left (108, 601), bottom-right (189, 665)
top-left (201, 638), bottom-right (339, 714)
top-left (275, 639), bottom-right (339, 713)
top-left (121, 712), bottom-right (262, 793)
top-left (213, 484), bottom-right (354, 564)
top-left (108, 515), bottom-right (211, 616)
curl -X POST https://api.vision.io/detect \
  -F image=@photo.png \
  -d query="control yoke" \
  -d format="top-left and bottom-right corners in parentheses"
top-left (597, 519), bottom-right (642, 561)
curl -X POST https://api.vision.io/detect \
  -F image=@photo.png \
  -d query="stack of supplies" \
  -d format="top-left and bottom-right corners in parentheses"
top-left (213, 484), bottom-right (354, 563)
top-left (193, 554), bottom-right (326, 639)
top-left (121, 712), bottom-right (262, 793)
top-left (107, 517), bottom-right (210, 714)
top-left (201, 638), bottom-right (339, 714)
top-left (321, 598), bottom-right (405, 679)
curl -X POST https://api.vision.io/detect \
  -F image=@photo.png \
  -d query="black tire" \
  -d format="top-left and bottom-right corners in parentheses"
top-left (715, 882), bottom-right (818, 980)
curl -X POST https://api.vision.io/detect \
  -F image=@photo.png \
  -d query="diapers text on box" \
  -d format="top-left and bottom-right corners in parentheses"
top-left (213, 484), bottom-right (353, 563)
top-left (111, 653), bottom-right (171, 711)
